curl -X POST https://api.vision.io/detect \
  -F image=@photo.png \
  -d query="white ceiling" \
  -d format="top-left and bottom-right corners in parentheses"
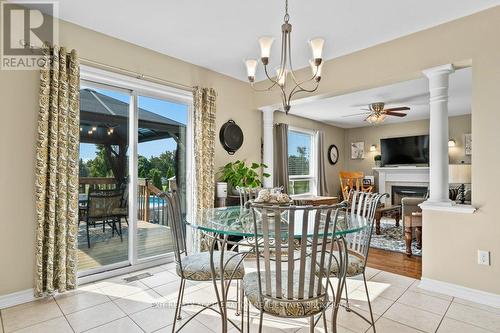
top-left (46, 0), bottom-right (500, 81)
top-left (288, 67), bottom-right (472, 128)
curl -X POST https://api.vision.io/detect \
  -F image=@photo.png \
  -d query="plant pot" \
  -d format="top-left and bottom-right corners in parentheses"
top-left (375, 160), bottom-right (382, 167)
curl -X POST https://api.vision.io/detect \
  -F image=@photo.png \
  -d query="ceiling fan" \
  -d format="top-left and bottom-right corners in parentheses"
top-left (344, 102), bottom-right (410, 124)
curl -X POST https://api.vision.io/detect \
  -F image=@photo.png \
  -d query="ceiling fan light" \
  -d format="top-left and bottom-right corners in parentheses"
top-left (245, 59), bottom-right (258, 82)
top-left (258, 36), bottom-right (274, 63)
top-left (309, 38), bottom-right (325, 61)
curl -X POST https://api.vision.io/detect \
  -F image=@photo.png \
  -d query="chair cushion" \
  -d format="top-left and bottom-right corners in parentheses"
top-left (242, 271), bottom-right (328, 318)
top-left (111, 207), bottom-right (127, 216)
top-left (315, 251), bottom-right (365, 277)
top-left (177, 251), bottom-right (245, 281)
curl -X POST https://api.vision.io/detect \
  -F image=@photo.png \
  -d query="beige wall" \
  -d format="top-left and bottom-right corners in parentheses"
top-left (255, 6), bottom-right (500, 294)
top-left (343, 115), bottom-right (471, 178)
top-left (0, 18), bottom-right (261, 295)
top-left (273, 112), bottom-right (345, 197)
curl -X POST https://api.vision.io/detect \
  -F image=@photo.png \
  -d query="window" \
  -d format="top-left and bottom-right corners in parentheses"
top-left (288, 128), bottom-right (316, 195)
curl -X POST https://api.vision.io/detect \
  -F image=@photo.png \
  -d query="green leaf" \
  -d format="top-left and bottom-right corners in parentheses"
top-left (263, 173), bottom-right (271, 178)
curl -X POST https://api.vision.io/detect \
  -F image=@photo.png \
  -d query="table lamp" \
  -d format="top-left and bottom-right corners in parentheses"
top-left (449, 163), bottom-right (471, 204)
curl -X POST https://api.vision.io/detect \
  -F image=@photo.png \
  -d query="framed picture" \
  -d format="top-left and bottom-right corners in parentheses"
top-left (464, 133), bottom-right (472, 156)
top-left (351, 141), bottom-right (365, 159)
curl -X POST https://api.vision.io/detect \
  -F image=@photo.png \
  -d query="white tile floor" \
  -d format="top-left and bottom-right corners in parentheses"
top-left (1, 263), bottom-right (500, 333)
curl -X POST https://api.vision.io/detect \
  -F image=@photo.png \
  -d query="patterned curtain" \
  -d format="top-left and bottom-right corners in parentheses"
top-left (192, 87), bottom-right (217, 251)
top-left (34, 47), bottom-right (80, 296)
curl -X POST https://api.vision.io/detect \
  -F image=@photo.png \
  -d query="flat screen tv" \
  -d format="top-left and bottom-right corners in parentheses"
top-left (380, 135), bottom-right (429, 166)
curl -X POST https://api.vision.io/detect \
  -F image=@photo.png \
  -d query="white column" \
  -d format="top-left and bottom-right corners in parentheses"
top-left (261, 107), bottom-right (275, 188)
top-left (422, 64), bottom-right (454, 206)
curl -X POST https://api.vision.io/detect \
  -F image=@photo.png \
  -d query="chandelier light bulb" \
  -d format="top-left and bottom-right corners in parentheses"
top-left (309, 38), bottom-right (325, 62)
top-left (258, 37), bottom-right (274, 64)
top-left (92, 126), bottom-right (97, 131)
top-left (245, 59), bottom-right (258, 82)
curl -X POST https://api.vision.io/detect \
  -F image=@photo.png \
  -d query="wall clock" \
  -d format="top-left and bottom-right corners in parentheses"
top-left (328, 144), bottom-right (339, 165)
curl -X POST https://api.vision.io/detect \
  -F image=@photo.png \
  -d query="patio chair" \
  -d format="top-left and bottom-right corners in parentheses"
top-left (244, 203), bottom-right (344, 333)
top-left (318, 191), bottom-right (387, 333)
top-left (84, 188), bottom-right (125, 248)
top-left (159, 190), bottom-right (245, 333)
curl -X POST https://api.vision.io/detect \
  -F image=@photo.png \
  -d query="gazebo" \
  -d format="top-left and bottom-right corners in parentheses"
top-left (79, 88), bottom-right (186, 185)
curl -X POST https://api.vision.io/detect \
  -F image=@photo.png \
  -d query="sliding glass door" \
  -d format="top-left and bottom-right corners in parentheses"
top-left (77, 69), bottom-right (192, 276)
top-left (78, 83), bottom-right (131, 273)
top-left (136, 95), bottom-right (188, 260)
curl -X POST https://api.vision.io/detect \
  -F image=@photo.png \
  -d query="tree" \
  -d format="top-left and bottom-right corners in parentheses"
top-left (149, 168), bottom-right (163, 190)
top-left (87, 145), bottom-right (112, 177)
top-left (79, 158), bottom-right (89, 177)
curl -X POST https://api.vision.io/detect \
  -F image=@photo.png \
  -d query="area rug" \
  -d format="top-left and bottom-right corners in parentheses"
top-left (370, 218), bottom-right (422, 256)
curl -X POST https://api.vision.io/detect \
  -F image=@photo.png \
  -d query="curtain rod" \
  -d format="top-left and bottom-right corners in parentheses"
top-left (78, 57), bottom-right (194, 91)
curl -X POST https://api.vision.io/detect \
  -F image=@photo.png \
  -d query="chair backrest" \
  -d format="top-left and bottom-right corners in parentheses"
top-left (236, 186), bottom-right (259, 207)
top-left (87, 189), bottom-right (123, 219)
top-left (339, 171), bottom-right (366, 201)
top-left (160, 190), bottom-right (186, 265)
top-left (250, 203), bottom-right (344, 307)
top-left (344, 191), bottom-right (387, 268)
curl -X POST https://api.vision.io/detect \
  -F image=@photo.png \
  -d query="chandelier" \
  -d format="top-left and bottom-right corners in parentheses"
top-left (244, 0), bottom-right (325, 114)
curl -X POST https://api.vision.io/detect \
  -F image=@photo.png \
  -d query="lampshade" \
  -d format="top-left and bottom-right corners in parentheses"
top-left (370, 144), bottom-right (377, 152)
top-left (448, 139), bottom-right (456, 147)
top-left (245, 59), bottom-right (258, 81)
top-left (449, 164), bottom-right (471, 184)
top-left (258, 36), bottom-right (274, 59)
top-left (309, 38), bottom-right (325, 60)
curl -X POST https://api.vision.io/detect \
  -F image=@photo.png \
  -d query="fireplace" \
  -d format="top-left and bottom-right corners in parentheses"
top-left (391, 185), bottom-right (428, 205)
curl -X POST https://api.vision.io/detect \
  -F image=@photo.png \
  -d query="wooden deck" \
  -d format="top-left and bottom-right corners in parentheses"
top-left (77, 220), bottom-right (174, 272)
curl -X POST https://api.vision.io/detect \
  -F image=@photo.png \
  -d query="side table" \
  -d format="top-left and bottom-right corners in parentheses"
top-left (405, 212), bottom-right (422, 257)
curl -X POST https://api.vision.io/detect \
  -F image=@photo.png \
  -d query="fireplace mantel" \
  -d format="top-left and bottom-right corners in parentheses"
top-left (373, 167), bottom-right (430, 205)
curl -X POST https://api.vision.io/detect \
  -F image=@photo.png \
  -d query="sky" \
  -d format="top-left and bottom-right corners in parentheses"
top-left (79, 87), bottom-right (188, 161)
top-left (288, 130), bottom-right (311, 158)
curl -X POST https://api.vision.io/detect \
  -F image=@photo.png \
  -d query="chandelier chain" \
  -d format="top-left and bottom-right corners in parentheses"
top-left (284, 0), bottom-right (289, 22)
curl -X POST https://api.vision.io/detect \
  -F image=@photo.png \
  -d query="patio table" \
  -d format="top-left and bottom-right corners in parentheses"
top-left (188, 205), bottom-right (370, 333)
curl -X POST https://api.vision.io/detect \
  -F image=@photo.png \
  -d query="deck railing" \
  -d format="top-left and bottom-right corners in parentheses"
top-left (79, 177), bottom-right (170, 226)
top-left (138, 178), bottom-right (169, 226)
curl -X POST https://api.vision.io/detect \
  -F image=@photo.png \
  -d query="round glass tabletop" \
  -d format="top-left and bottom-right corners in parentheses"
top-left (189, 206), bottom-right (370, 238)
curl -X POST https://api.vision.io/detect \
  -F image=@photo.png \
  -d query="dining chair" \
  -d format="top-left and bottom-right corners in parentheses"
top-left (84, 188), bottom-right (125, 248)
top-left (160, 190), bottom-right (246, 333)
top-left (322, 191), bottom-right (387, 333)
top-left (338, 171), bottom-right (373, 201)
top-left (236, 186), bottom-right (259, 207)
top-left (245, 203), bottom-right (345, 333)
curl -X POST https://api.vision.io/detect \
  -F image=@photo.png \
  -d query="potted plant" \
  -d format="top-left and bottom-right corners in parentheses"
top-left (218, 160), bottom-right (270, 195)
top-left (374, 154), bottom-right (382, 167)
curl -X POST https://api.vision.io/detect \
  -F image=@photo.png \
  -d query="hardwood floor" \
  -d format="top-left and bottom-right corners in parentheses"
top-left (367, 248), bottom-right (422, 279)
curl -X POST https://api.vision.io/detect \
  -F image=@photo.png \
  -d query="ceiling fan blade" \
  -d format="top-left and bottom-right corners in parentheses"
top-left (385, 111), bottom-right (407, 117)
top-left (384, 107), bottom-right (410, 112)
top-left (342, 112), bottom-right (371, 118)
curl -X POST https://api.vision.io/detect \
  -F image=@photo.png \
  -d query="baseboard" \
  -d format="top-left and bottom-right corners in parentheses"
top-left (0, 289), bottom-right (36, 309)
top-left (419, 278), bottom-right (500, 308)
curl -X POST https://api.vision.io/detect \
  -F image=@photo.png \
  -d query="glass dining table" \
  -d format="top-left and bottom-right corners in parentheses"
top-left (187, 205), bottom-right (371, 333)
